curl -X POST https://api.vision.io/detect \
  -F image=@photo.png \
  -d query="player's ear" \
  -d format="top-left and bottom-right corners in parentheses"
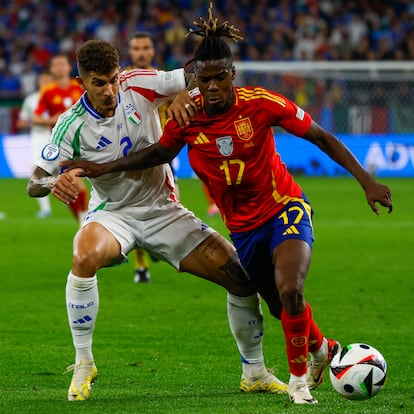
top-left (231, 65), bottom-right (236, 81)
top-left (76, 76), bottom-right (85, 89)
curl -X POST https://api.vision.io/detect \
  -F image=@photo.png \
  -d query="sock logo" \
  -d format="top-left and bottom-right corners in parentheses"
top-left (290, 354), bottom-right (308, 364)
top-left (73, 315), bottom-right (92, 324)
top-left (253, 330), bottom-right (264, 339)
top-left (68, 301), bottom-right (94, 309)
top-left (291, 336), bottom-right (307, 347)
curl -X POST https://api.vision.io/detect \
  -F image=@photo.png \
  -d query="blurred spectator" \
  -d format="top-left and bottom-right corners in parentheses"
top-left (0, 67), bottom-right (20, 99)
top-left (1, 0), bottom-right (414, 100)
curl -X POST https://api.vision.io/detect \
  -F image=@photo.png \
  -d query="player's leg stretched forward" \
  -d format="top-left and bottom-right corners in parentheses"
top-left (179, 231), bottom-right (288, 395)
top-left (65, 222), bottom-right (122, 401)
top-left (272, 238), bottom-right (340, 404)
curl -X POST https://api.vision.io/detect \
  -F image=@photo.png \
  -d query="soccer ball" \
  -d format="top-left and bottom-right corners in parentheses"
top-left (329, 343), bottom-right (387, 400)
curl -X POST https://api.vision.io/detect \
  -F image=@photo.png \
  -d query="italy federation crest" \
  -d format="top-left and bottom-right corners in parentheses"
top-left (124, 103), bottom-right (142, 126)
top-left (216, 136), bottom-right (234, 156)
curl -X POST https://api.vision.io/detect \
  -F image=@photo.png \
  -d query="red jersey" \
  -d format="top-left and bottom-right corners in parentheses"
top-left (160, 86), bottom-right (312, 232)
top-left (34, 79), bottom-right (83, 117)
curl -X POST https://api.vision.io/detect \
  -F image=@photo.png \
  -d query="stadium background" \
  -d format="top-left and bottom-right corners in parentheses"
top-left (1, 0), bottom-right (414, 177)
top-left (1, 3), bottom-right (413, 412)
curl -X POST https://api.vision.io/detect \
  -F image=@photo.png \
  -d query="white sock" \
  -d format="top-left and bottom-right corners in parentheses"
top-left (311, 337), bottom-right (328, 362)
top-left (37, 196), bottom-right (51, 213)
top-left (66, 272), bottom-right (99, 363)
top-left (289, 373), bottom-right (307, 384)
top-left (227, 293), bottom-right (266, 379)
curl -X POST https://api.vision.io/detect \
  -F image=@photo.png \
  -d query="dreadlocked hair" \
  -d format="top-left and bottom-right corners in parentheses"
top-left (185, 1), bottom-right (243, 68)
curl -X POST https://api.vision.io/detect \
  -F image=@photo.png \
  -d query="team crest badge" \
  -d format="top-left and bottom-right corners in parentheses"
top-left (234, 117), bottom-right (253, 140)
top-left (125, 103), bottom-right (142, 126)
top-left (41, 143), bottom-right (60, 161)
top-left (216, 136), bottom-right (233, 156)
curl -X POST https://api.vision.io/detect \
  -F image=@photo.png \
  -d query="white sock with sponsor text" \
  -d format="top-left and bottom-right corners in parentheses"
top-left (66, 272), bottom-right (99, 363)
top-left (227, 293), bottom-right (267, 379)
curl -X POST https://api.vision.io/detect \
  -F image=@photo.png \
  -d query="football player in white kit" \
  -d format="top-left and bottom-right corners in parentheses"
top-left (18, 70), bottom-right (53, 218)
top-left (27, 40), bottom-right (288, 401)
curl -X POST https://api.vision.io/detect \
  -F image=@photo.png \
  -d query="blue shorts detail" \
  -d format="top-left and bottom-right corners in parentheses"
top-left (230, 197), bottom-right (314, 284)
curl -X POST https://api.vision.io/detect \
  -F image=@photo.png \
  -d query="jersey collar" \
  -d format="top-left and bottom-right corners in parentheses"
top-left (81, 92), bottom-right (121, 119)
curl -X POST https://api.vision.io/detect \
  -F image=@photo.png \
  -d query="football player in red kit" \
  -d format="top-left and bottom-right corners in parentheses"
top-left (33, 53), bottom-right (88, 221)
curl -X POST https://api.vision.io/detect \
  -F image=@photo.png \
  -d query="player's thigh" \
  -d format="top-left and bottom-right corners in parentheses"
top-left (180, 232), bottom-right (254, 295)
top-left (72, 222), bottom-right (123, 275)
top-left (273, 238), bottom-right (312, 295)
top-left (269, 198), bottom-right (314, 288)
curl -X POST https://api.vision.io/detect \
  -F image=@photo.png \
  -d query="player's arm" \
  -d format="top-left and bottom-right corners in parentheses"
top-left (27, 166), bottom-right (80, 204)
top-left (60, 143), bottom-right (180, 178)
top-left (302, 120), bottom-right (393, 214)
top-left (27, 166), bottom-right (56, 197)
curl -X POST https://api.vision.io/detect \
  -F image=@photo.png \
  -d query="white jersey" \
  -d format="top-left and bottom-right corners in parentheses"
top-left (19, 91), bottom-right (51, 166)
top-left (36, 68), bottom-right (186, 218)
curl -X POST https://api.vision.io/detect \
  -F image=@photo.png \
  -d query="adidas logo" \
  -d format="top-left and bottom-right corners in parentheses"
top-left (290, 355), bottom-right (308, 364)
top-left (73, 315), bottom-right (92, 324)
top-left (253, 330), bottom-right (264, 339)
top-left (282, 225), bottom-right (299, 236)
top-left (194, 132), bottom-right (209, 144)
top-left (96, 136), bottom-right (112, 150)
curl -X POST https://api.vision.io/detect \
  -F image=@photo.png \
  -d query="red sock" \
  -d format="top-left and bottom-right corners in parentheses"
top-left (281, 305), bottom-right (311, 376)
top-left (307, 303), bottom-right (324, 353)
top-left (68, 188), bottom-right (88, 221)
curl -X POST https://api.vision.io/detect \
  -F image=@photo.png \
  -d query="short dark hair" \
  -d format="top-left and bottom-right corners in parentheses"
top-left (48, 53), bottom-right (70, 69)
top-left (129, 31), bottom-right (154, 43)
top-left (76, 40), bottom-right (119, 77)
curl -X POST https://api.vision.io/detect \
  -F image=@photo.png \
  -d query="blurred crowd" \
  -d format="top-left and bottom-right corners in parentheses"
top-left (1, 0), bottom-right (414, 100)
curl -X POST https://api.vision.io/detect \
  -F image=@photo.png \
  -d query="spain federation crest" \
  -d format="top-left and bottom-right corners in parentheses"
top-left (216, 136), bottom-right (234, 156)
top-left (125, 103), bottom-right (142, 126)
top-left (234, 117), bottom-right (253, 140)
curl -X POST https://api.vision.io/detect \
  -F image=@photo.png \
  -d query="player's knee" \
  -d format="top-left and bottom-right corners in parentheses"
top-left (219, 253), bottom-right (255, 295)
top-left (72, 248), bottom-right (102, 274)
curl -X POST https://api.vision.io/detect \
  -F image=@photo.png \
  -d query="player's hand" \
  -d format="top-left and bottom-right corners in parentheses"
top-left (51, 168), bottom-right (82, 204)
top-left (167, 90), bottom-right (199, 127)
top-left (364, 182), bottom-right (393, 215)
top-left (59, 160), bottom-right (108, 178)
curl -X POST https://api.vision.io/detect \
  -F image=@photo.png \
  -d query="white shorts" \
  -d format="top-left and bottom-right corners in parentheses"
top-left (81, 202), bottom-right (215, 270)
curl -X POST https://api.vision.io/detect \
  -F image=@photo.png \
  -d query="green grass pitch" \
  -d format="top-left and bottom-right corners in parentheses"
top-left (0, 176), bottom-right (413, 414)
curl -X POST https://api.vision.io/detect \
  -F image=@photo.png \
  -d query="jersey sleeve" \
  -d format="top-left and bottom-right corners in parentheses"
top-left (120, 68), bottom-right (185, 105)
top-left (273, 95), bottom-right (312, 136)
top-left (34, 113), bottom-right (77, 175)
top-left (159, 118), bottom-right (187, 151)
top-left (154, 68), bottom-right (185, 99)
top-left (34, 88), bottom-right (48, 116)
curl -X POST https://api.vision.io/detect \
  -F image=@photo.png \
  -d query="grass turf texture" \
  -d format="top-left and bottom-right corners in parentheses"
top-left (0, 177), bottom-right (412, 414)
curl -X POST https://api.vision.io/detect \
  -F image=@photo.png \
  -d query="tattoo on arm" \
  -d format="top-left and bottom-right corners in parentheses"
top-left (27, 167), bottom-right (55, 197)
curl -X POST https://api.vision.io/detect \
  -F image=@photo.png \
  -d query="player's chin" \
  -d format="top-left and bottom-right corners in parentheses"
top-left (206, 100), bottom-right (224, 114)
